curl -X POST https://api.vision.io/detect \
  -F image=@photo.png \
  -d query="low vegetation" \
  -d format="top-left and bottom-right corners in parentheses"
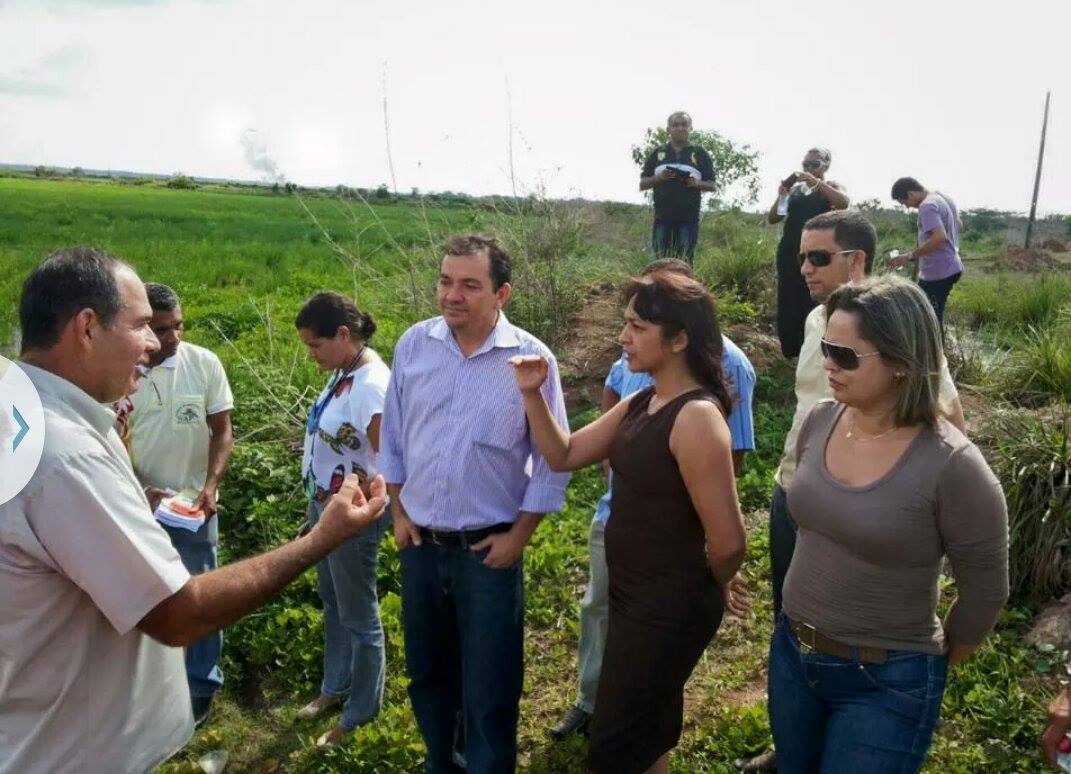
top-left (0, 176), bottom-right (1067, 772)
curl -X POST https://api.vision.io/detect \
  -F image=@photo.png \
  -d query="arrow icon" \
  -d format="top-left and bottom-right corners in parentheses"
top-left (12, 405), bottom-right (28, 452)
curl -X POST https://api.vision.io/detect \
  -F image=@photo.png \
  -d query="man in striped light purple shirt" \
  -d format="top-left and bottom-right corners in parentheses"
top-left (380, 234), bottom-right (571, 774)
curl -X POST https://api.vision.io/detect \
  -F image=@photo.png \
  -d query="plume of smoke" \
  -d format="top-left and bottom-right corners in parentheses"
top-left (241, 128), bottom-right (286, 183)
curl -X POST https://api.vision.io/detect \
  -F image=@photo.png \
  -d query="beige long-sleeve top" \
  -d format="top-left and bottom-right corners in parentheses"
top-left (784, 400), bottom-right (1009, 655)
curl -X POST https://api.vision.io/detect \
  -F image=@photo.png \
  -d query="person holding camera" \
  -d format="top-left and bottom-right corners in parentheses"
top-left (639, 111), bottom-right (716, 263)
top-left (767, 147), bottom-right (849, 358)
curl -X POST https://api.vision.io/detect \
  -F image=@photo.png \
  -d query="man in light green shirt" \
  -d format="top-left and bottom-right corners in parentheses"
top-left (117, 283), bottom-right (234, 723)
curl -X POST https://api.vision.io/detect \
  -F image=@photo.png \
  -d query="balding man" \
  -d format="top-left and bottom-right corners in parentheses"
top-left (0, 247), bottom-right (385, 774)
top-left (639, 111), bottom-right (716, 263)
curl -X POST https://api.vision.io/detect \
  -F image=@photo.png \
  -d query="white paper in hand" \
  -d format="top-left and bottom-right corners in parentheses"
top-left (154, 489), bottom-right (206, 532)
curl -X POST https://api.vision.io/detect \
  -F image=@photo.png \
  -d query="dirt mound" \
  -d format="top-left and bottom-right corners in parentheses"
top-left (1042, 238), bottom-right (1067, 253)
top-left (982, 246), bottom-right (1063, 273)
top-left (559, 282), bottom-right (624, 409)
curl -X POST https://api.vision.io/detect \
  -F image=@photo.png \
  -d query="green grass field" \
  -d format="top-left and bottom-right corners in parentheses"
top-left (1, 176), bottom-right (1065, 773)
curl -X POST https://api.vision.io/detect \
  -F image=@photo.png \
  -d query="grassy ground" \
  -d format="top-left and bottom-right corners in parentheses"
top-left (0, 177), bottom-right (1065, 773)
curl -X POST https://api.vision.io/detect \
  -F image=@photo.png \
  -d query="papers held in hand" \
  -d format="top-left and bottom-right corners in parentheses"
top-left (154, 489), bottom-right (206, 532)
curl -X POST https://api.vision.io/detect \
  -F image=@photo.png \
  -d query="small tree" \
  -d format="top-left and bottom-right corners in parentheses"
top-left (631, 126), bottom-right (760, 208)
top-left (166, 172), bottom-right (197, 190)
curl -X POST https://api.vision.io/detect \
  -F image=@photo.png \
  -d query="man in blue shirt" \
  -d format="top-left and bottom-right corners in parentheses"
top-left (380, 235), bottom-right (571, 773)
top-left (550, 259), bottom-right (757, 740)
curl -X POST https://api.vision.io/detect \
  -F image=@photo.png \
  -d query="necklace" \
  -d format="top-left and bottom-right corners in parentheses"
top-left (845, 412), bottom-right (897, 443)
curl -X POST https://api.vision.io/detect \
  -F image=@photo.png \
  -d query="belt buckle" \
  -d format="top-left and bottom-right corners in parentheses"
top-left (427, 529), bottom-right (443, 546)
top-left (797, 622), bottom-right (818, 654)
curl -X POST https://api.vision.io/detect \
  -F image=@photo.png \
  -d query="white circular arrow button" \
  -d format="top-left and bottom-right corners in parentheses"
top-left (1, 356), bottom-right (45, 506)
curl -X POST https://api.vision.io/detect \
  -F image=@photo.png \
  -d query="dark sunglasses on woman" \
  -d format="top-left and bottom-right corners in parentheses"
top-left (798, 248), bottom-right (856, 268)
top-left (820, 338), bottom-right (882, 370)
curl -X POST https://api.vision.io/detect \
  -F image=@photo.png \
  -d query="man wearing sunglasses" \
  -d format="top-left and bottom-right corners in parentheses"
top-left (737, 209), bottom-right (966, 773)
top-left (767, 147), bottom-right (849, 359)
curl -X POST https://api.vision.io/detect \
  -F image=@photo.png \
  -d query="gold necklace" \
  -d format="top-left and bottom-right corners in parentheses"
top-left (845, 413), bottom-right (897, 442)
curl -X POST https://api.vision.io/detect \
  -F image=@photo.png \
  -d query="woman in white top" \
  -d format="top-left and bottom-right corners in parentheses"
top-left (294, 292), bottom-right (392, 747)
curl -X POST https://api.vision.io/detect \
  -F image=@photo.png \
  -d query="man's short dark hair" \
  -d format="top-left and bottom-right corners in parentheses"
top-left (444, 234), bottom-right (511, 290)
top-left (890, 177), bottom-right (924, 202)
top-left (802, 210), bottom-right (877, 274)
top-left (145, 283), bottom-right (180, 313)
top-left (19, 247), bottom-right (126, 352)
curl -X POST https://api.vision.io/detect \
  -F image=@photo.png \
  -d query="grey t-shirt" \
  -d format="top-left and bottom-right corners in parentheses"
top-left (784, 400), bottom-right (1009, 655)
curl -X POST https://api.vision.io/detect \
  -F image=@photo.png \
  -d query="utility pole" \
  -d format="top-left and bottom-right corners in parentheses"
top-left (1025, 91), bottom-right (1051, 249)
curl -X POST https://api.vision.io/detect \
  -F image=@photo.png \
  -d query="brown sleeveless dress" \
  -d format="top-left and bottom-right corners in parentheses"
top-left (587, 387), bottom-right (725, 773)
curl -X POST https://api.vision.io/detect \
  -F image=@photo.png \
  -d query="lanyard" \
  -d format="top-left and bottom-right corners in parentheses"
top-left (305, 347), bottom-right (366, 437)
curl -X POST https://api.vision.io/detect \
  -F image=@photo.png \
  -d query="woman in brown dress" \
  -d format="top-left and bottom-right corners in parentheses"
top-left (511, 271), bottom-right (748, 774)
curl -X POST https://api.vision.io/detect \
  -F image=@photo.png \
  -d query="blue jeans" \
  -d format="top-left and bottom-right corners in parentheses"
top-left (769, 482), bottom-right (797, 619)
top-left (768, 616), bottom-right (948, 773)
top-left (652, 219), bottom-right (699, 262)
top-left (918, 271), bottom-right (961, 327)
top-left (307, 500), bottom-right (388, 731)
top-left (163, 520), bottom-right (223, 699)
top-left (400, 538), bottom-right (525, 774)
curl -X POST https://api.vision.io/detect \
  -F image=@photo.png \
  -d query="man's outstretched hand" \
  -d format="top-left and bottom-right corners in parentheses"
top-left (316, 473), bottom-right (387, 545)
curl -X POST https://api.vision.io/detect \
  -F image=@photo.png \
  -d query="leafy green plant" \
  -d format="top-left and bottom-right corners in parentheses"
top-left (630, 125), bottom-right (761, 208)
top-left (949, 274), bottom-right (1071, 332)
top-left (1006, 323), bottom-right (1071, 403)
top-left (982, 410), bottom-right (1071, 602)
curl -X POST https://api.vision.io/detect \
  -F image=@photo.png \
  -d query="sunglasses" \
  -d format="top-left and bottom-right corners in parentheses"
top-left (820, 338), bottom-right (882, 370)
top-left (802, 159), bottom-right (824, 170)
top-left (798, 249), bottom-right (856, 268)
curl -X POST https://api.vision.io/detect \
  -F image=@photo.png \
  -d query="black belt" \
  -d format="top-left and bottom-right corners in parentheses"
top-left (418, 523), bottom-right (511, 548)
top-left (788, 617), bottom-right (888, 665)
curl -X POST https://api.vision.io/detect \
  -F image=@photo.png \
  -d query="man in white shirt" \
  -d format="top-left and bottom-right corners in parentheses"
top-left (1, 247), bottom-right (386, 774)
top-left (116, 283), bottom-right (235, 723)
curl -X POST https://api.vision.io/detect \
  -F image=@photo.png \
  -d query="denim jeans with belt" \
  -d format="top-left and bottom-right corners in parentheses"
top-left (768, 615), bottom-right (948, 774)
top-left (400, 535), bottom-right (525, 774)
top-left (307, 499), bottom-right (389, 731)
top-left (162, 519), bottom-right (224, 700)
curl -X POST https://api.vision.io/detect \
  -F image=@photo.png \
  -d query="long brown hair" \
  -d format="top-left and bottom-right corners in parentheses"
top-left (623, 272), bottom-right (732, 417)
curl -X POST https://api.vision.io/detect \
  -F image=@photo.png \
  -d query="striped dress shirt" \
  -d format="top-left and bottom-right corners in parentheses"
top-left (380, 313), bottom-right (571, 531)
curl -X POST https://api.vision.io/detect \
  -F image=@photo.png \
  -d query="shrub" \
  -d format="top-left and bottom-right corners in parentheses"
top-left (1006, 323), bottom-right (1071, 403)
top-left (167, 172), bottom-right (197, 190)
top-left (981, 409), bottom-right (1071, 602)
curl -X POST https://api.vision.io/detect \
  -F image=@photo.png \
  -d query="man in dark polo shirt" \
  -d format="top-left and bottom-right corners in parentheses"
top-left (639, 111), bottom-right (716, 263)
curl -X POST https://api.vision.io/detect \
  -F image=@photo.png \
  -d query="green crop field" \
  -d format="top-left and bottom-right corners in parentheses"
top-left (1, 176), bottom-right (1067, 773)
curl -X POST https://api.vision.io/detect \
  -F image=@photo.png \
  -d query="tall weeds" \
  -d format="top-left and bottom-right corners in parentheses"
top-left (982, 409), bottom-right (1071, 602)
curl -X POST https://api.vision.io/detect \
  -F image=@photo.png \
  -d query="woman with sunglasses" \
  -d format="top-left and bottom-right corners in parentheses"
top-left (511, 272), bottom-right (748, 774)
top-left (769, 275), bottom-right (1008, 773)
top-left (294, 292), bottom-right (392, 748)
top-left (767, 147), bottom-right (849, 359)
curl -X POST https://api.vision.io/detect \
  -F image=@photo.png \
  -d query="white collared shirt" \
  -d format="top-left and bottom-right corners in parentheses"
top-left (0, 363), bottom-right (193, 774)
top-left (120, 342), bottom-right (233, 493)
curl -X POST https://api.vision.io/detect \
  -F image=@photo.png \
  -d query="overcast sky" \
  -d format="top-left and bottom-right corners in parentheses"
top-left (2, 0), bottom-right (1069, 214)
